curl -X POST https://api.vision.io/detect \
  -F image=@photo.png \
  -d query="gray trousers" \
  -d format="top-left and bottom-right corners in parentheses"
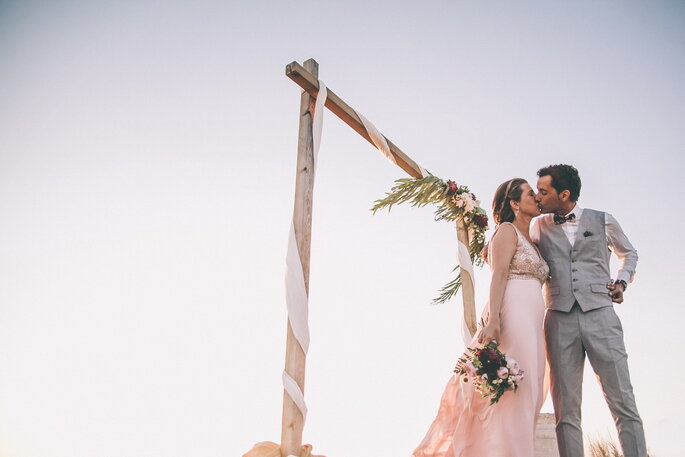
top-left (544, 304), bottom-right (646, 457)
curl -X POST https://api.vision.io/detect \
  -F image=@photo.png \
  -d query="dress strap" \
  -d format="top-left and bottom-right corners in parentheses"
top-left (492, 222), bottom-right (522, 240)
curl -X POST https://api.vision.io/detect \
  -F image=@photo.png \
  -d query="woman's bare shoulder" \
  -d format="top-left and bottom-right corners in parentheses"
top-left (493, 222), bottom-right (517, 238)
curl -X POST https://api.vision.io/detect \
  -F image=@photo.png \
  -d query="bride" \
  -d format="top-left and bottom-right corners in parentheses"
top-left (413, 178), bottom-right (548, 457)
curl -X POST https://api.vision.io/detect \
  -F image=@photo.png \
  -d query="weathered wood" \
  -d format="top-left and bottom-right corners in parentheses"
top-left (286, 61), bottom-right (425, 179)
top-left (456, 222), bottom-right (478, 336)
top-left (281, 58), bottom-right (318, 457)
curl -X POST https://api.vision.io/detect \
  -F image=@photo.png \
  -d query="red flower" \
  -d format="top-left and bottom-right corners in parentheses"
top-left (446, 180), bottom-right (458, 195)
top-left (473, 214), bottom-right (489, 229)
top-left (480, 348), bottom-right (501, 363)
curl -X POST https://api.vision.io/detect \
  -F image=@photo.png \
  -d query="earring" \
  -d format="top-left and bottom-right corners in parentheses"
top-left (514, 209), bottom-right (520, 217)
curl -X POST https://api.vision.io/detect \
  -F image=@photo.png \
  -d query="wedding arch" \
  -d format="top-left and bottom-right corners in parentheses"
top-left (245, 58), bottom-right (481, 457)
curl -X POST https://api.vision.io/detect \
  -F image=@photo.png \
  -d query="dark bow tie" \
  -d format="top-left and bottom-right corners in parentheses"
top-left (554, 213), bottom-right (576, 225)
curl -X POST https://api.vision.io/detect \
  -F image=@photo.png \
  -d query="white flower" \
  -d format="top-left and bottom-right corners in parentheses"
top-left (510, 371), bottom-right (524, 384)
top-left (506, 358), bottom-right (520, 375)
top-left (497, 366), bottom-right (509, 379)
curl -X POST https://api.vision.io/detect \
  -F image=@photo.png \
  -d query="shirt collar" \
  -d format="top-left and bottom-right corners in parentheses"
top-left (566, 204), bottom-right (583, 219)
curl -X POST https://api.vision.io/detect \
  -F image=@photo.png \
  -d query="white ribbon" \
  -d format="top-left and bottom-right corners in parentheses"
top-left (357, 112), bottom-right (397, 166)
top-left (457, 239), bottom-right (476, 345)
top-left (285, 220), bottom-right (310, 354)
top-left (282, 370), bottom-right (308, 421)
top-left (461, 315), bottom-right (473, 347)
top-left (311, 82), bottom-right (327, 166)
top-left (357, 111), bottom-right (430, 180)
top-left (456, 241), bottom-right (474, 280)
top-left (283, 80), bottom-right (328, 424)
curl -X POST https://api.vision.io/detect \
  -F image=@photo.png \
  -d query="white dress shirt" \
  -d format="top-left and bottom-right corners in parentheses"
top-left (530, 204), bottom-right (638, 284)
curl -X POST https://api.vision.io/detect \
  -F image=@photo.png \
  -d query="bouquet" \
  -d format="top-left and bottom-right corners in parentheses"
top-left (454, 341), bottom-right (524, 405)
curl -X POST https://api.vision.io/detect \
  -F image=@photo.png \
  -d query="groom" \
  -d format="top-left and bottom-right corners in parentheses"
top-left (530, 164), bottom-right (646, 457)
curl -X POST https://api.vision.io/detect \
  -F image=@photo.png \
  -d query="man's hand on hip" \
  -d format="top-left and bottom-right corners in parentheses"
top-left (607, 282), bottom-right (625, 304)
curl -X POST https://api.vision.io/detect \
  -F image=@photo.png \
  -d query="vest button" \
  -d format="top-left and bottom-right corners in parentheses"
top-left (572, 268), bottom-right (577, 272)
top-left (572, 278), bottom-right (578, 282)
top-left (573, 288), bottom-right (578, 292)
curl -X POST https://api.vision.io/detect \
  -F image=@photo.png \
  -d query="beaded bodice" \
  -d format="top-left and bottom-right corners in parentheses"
top-left (494, 222), bottom-right (550, 283)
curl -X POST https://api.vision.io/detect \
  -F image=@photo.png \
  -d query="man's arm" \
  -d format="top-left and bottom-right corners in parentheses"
top-left (530, 216), bottom-right (541, 244)
top-left (605, 212), bottom-right (638, 285)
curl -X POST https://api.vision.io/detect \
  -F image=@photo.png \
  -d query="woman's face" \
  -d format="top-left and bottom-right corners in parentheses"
top-left (514, 183), bottom-right (541, 218)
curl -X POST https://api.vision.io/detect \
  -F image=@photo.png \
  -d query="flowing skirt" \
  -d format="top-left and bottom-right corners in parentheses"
top-left (412, 279), bottom-right (547, 457)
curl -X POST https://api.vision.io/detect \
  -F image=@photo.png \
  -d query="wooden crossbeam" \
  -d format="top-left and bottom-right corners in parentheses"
top-left (286, 61), bottom-right (425, 179)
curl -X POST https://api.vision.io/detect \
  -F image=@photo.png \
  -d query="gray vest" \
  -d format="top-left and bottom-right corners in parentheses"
top-left (537, 209), bottom-right (613, 312)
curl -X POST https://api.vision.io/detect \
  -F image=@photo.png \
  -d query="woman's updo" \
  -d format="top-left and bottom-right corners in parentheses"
top-left (492, 178), bottom-right (527, 225)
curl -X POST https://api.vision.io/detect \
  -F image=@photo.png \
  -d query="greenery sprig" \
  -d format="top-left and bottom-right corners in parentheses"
top-left (371, 174), bottom-right (489, 304)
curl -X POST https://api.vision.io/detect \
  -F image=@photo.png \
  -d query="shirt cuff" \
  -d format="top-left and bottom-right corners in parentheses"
top-left (616, 271), bottom-right (633, 284)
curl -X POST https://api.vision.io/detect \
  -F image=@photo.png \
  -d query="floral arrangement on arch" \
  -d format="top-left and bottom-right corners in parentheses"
top-left (372, 174), bottom-right (489, 304)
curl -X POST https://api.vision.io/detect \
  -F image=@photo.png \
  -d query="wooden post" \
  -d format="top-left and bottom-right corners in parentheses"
top-left (281, 58), bottom-right (318, 457)
top-left (456, 221), bottom-right (477, 336)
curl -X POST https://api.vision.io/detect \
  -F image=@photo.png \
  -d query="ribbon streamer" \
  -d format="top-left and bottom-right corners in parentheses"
top-left (357, 112), bottom-right (397, 166)
top-left (311, 82), bottom-right (327, 166)
top-left (285, 220), bottom-right (310, 354)
top-left (356, 111), bottom-right (429, 180)
top-left (456, 241), bottom-right (474, 280)
top-left (457, 240), bottom-right (476, 345)
top-left (282, 370), bottom-right (308, 421)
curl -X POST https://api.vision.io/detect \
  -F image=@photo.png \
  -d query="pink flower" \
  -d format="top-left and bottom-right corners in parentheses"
top-left (497, 366), bottom-right (509, 379)
top-left (510, 371), bottom-right (524, 384)
top-left (506, 358), bottom-right (520, 375)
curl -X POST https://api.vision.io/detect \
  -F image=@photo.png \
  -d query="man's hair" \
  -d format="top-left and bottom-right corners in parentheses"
top-left (537, 164), bottom-right (581, 202)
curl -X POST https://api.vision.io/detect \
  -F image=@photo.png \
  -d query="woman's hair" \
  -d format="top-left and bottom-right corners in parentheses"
top-left (492, 178), bottom-right (527, 225)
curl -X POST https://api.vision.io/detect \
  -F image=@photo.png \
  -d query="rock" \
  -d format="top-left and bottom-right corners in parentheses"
top-left (535, 413), bottom-right (560, 457)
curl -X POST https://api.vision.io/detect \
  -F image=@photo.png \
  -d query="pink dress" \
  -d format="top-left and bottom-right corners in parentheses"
top-left (413, 223), bottom-right (549, 457)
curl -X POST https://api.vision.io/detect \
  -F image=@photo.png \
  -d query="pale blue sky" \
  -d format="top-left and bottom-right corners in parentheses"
top-left (1, 1), bottom-right (683, 456)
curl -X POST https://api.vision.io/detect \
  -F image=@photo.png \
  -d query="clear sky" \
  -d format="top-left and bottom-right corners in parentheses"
top-left (0, 1), bottom-right (683, 456)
